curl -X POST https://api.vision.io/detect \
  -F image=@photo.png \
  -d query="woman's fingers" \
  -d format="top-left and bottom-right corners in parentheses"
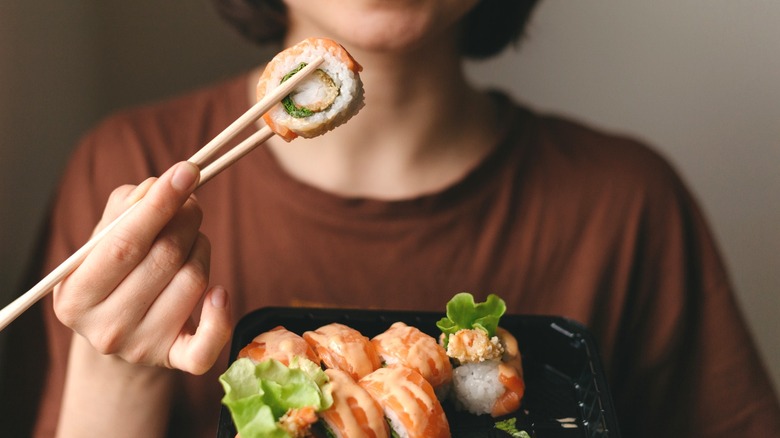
top-left (92, 162), bottom-right (201, 298)
top-left (128, 232), bottom-right (213, 364)
top-left (135, 232), bottom-right (231, 374)
top-left (167, 286), bottom-right (232, 375)
top-left (54, 162), bottom-right (201, 323)
top-left (52, 160), bottom-right (231, 373)
top-left (100, 176), bottom-right (157, 228)
top-left (76, 204), bottom-right (204, 361)
top-left (98, 196), bottom-right (204, 333)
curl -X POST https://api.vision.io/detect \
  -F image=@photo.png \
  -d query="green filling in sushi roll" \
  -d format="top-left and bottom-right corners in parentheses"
top-left (281, 62), bottom-right (340, 119)
top-left (386, 418), bottom-right (402, 438)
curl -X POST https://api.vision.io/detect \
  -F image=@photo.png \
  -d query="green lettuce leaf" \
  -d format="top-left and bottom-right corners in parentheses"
top-left (280, 62), bottom-right (315, 118)
top-left (219, 357), bottom-right (333, 438)
top-left (494, 417), bottom-right (530, 437)
top-left (436, 292), bottom-right (506, 346)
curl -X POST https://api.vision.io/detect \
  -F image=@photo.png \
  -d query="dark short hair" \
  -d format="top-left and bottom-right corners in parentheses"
top-left (211, 0), bottom-right (541, 59)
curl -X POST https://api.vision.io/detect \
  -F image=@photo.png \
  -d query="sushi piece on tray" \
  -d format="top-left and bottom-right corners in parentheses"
top-left (371, 321), bottom-right (453, 399)
top-left (303, 322), bottom-right (382, 381)
top-left (237, 325), bottom-right (321, 366)
top-left (359, 366), bottom-right (451, 438)
top-left (317, 368), bottom-right (390, 438)
top-left (437, 292), bottom-right (526, 417)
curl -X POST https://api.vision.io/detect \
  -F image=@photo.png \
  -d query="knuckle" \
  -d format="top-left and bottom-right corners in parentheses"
top-left (148, 235), bottom-right (188, 274)
top-left (52, 283), bottom-right (88, 329)
top-left (108, 184), bottom-right (135, 204)
top-left (92, 325), bottom-right (124, 356)
top-left (177, 261), bottom-right (210, 294)
top-left (52, 299), bottom-right (80, 328)
top-left (105, 230), bottom-right (145, 265)
top-left (121, 344), bottom-right (152, 365)
top-left (105, 184), bottom-right (140, 214)
top-left (144, 190), bottom-right (178, 219)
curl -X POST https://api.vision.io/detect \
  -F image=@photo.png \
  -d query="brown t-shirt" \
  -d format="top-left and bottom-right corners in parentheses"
top-left (10, 72), bottom-right (780, 437)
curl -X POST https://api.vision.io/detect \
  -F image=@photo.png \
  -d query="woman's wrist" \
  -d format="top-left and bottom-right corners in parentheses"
top-left (56, 334), bottom-right (176, 438)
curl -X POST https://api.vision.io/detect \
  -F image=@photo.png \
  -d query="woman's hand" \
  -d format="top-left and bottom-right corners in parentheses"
top-left (52, 161), bottom-right (232, 375)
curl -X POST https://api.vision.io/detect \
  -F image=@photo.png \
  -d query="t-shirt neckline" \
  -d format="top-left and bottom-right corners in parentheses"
top-left (239, 74), bottom-right (531, 221)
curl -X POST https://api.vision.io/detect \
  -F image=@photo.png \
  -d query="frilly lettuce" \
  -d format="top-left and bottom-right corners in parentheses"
top-left (494, 417), bottom-right (531, 437)
top-left (436, 292), bottom-right (506, 346)
top-left (219, 356), bottom-right (333, 438)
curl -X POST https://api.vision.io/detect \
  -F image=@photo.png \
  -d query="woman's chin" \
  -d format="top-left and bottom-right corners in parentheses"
top-left (287, 6), bottom-right (460, 57)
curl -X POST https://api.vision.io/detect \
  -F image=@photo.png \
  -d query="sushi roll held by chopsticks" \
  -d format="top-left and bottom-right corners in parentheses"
top-left (258, 37), bottom-right (365, 141)
top-left (0, 37), bottom-right (366, 333)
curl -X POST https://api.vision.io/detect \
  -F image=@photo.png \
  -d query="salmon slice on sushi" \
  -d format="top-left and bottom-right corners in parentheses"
top-left (437, 292), bottom-right (526, 417)
top-left (315, 368), bottom-right (390, 438)
top-left (359, 366), bottom-right (451, 438)
top-left (303, 322), bottom-right (382, 381)
top-left (257, 37), bottom-right (365, 141)
top-left (237, 325), bottom-right (321, 366)
top-left (371, 321), bottom-right (453, 399)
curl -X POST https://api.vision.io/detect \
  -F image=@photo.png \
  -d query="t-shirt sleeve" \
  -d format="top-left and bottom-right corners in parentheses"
top-left (607, 151), bottom-right (780, 437)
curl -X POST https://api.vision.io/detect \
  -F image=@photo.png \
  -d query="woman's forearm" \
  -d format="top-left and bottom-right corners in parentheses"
top-left (56, 334), bottom-right (176, 438)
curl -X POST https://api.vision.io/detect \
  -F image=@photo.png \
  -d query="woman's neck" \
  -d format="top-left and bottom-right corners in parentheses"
top-left (257, 33), bottom-right (504, 199)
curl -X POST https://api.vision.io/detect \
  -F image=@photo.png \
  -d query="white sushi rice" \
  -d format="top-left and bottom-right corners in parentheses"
top-left (384, 408), bottom-right (410, 438)
top-left (450, 361), bottom-right (503, 415)
top-left (262, 43), bottom-right (364, 138)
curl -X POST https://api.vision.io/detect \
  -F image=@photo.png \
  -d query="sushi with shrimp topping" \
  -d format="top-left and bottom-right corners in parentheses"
top-left (437, 292), bottom-right (526, 417)
top-left (257, 37), bottom-right (365, 141)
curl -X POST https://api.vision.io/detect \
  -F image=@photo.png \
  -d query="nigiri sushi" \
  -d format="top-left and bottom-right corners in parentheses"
top-left (371, 321), bottom-right (452, 399)
top-left (359, 366), bottom-right (451, 438)
top-left (303, 322), bottom-right (382, 381)
top-left (437, 292), bottom-right (525, 417)
top-left (257, 37), bottom-right (365, 141)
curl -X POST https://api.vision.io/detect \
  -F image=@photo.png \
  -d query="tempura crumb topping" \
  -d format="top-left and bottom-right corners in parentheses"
top-left (278, 406), bottom-right (318, 437)
top-left (445, 328), bottom-right (504, 364)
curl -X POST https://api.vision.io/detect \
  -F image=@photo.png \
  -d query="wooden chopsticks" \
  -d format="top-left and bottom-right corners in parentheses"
top-left (0, 56), bottom-right (325, 331)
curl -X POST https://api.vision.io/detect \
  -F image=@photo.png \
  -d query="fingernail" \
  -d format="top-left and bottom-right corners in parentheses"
top-left (210, 286), bottom-right (228, 309)
top-left (171, 162), bottom-right (200, 192)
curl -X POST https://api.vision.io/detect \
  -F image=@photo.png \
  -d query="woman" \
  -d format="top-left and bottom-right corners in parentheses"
top-left (12, 0), bottom-right (779, 436)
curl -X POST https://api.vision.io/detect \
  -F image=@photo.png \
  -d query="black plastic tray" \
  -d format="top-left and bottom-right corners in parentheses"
top-left (217, 307), bottom-right (621, 438)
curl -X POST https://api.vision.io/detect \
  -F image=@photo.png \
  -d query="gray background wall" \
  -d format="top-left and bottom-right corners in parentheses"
top-left (1, 0), bottom-right (777, 396)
